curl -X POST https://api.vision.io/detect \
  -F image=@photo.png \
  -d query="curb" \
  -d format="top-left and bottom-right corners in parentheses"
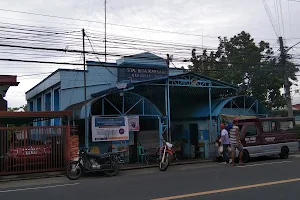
top-left (0, 172), bottom-right (65, 183)
top-left (120, 159), bottom-right (212, 170)
top-left (0, 159), bottom-right (213, 183)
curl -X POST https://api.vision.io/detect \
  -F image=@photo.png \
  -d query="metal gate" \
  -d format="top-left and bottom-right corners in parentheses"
top-left (208, 120), bottom-right (219, 160)
top-left (0, 126), bottom-right (70, 176)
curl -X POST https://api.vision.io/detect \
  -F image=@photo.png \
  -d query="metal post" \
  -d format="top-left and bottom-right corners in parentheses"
top-left (122, 96), bottom-right (125, 114)
top-left (209, 86), bottom-right (212, 139)
top-left (166, 54), bottom-right (171, 141)
top-left (104, 0), bottom-right (107, 62)
top-left (217, 116), bottom-right (220, 135)
top-left (158, 117), bottom-right (163, 157)
top-left (102, 98), bottom-right (105, 115)
top-left (167, 77), bottom-right (171, 142)
top-left (164, 79), bottom-right (168, 141)
top-left (82, 29), bottom-right (89, 149)
top-left (208, 86), bottom-right (213, 159)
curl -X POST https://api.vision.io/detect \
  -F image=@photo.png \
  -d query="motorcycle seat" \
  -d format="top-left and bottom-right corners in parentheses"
top-left (86, 152), bottom-right (118, 158)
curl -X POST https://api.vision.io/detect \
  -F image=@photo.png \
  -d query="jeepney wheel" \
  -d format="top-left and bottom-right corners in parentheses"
top-left (242, 151), bottom-right (250, 163)
top-left (280, 147), bottom-right (289, 159)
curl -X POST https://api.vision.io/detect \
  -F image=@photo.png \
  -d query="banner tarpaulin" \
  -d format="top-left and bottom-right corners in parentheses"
top-left (91, 116), bottom-right (129, 142)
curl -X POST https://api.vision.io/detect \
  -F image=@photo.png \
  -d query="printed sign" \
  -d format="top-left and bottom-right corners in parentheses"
top-left (265, 137), bottom-right (275, 142)
top-left (128, 115), bottom-right (140, 131)
top-left (91, 116), bottom-right (129, 142)
top-left (118, 67), bottom-right (168, 82)
top-left (245, 137), bottom-right (256, 144)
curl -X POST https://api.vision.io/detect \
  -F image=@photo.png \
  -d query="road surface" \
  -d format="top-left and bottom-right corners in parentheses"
top-left (1, 156), bottom-right (300, 200)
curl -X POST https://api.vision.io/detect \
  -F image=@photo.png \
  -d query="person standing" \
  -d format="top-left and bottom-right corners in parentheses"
top-left (219, 123), bottom-right (231, 164)
top-left (229, 118), bottom-right (244, 166)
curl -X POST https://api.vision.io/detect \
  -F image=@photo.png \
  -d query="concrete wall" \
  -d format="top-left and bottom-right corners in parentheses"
top-left (60, 66), bottom-right (117, 110)
top-left (171, 119), bottom-right (216, 159)
top-left (26, 66), bottom-right (118, 113)
top-left (26, 71), bottom-right (61, 100)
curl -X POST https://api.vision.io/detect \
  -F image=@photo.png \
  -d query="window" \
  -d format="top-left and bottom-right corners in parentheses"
top-left (29, 101), bottom-right (34, 111)
top-left (54, 89), bottom-right (60, 126)
top-left (279, 121), bottom-right (294, 131)
top-left (245, 125), bottom-right (257, 137)
top-left (45, 92), bottom-right (51, 111)
top-left (44, 93), bottom-right (52, 126)
top-left (262, 121), bottom-right (277, 132)
top-left (37, 97), bottom-right (42, 126)
top-left (37, 97), bottom-right (42, 111)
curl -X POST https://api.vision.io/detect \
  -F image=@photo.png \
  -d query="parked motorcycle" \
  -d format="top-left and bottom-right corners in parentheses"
top-left (66, 148), bottom-right (120, 180)
top-left (158, 139), bottom-right (174, 171)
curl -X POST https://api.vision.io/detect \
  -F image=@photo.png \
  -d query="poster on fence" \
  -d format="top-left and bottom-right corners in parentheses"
top-left (91, 116), bottom-right (129, 142)
top-left (128, 115), bottom-right (140, 131)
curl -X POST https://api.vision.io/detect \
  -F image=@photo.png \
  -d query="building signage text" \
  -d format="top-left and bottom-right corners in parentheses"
top-left (118, 66), bottom-right (168, 81)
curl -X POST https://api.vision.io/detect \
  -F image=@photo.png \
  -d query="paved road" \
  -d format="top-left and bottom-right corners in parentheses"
top-left (1, 157), bottom-right (300, 200)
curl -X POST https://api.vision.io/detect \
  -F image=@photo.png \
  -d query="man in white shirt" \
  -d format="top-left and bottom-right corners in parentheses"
top-left (219, 123), bottom-right (231, 164)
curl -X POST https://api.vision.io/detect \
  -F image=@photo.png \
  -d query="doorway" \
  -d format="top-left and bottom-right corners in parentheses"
top-left (189, 124), bottom-right (199, 159)
top-left (189, 124), bottom-right (198, 145)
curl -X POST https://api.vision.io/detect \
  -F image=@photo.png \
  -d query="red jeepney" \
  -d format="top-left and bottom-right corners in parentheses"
top-left (237, 117), bottom-right (298, 162)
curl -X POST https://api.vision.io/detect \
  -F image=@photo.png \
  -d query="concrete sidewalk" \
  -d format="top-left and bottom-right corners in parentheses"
top-left (0, 158), bottom-right (212, 182)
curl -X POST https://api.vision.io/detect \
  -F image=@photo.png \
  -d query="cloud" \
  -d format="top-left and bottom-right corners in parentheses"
top-left (0, 0), bottom-right (299, 107)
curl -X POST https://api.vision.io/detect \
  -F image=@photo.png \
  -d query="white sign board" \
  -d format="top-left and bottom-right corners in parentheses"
top-left (91, 116), bottom-right (129, 142)
top-left (128, 115), bottom-right (140, 131)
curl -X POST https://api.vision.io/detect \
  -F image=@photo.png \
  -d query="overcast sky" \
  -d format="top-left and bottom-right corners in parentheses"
top-left (1, 0), bottom-right (300, 108)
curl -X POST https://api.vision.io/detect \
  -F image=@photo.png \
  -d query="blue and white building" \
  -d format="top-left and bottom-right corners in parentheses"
top-left (26, 52), bottom-right (269, 161)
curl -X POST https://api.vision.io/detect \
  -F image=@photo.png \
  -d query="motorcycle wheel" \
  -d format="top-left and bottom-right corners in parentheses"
top-left (66, 161), bottom-right (82, 180)
top-left (159, 153), bottom-right (170, 171)
top-left (104, 159), bottom-right (120, 177)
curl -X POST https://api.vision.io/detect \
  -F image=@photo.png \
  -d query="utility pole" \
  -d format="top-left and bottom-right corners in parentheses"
top-left (166, 54), bottom-right (171, 141)
top-left (82, 29), bottom-right (89, 148)
top-left (104, 0), bottom-right (107, 62)
top-left (279, 36), bottom-right (293, 117)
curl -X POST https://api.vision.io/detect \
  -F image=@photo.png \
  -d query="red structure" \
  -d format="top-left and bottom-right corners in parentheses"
top-left (293, 104), bottom-right (300, 110)
top-left (0, 76), bottom-right (76, 176)
top-left (0, 111), bottom-right (73, 176)
top-left (0, 75), bottom-right (19, 111)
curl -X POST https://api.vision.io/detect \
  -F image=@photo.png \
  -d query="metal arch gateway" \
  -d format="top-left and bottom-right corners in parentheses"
top-left (83, 72), bottom-right (239, 149)
top-left (88, 91), bottom-right (167, 148)
top-left (214, 95), bottom-right (269, 117)
top-left (90, 91), bottom-right (162, 117)
top-left (134, 72), bottom-right (239, 142)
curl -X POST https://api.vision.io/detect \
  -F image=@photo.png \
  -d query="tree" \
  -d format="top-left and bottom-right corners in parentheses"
top-left (20, 104), bottom-right (27, 111)
top-left (189, 31), bottom-right (299, 109)
top-left (8, 104), bottom-right (27, 112)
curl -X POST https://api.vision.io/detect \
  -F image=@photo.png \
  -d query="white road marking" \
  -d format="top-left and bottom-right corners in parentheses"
top-left (236, 160), bottom-right (292, 168)
top-left (0, 183), bottom-right (79, 193)
top-left (290, 154), bottom-right (300, 158)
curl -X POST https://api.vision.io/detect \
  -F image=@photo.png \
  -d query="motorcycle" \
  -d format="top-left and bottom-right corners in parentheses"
top-left (158, 139), bottom-right (175, 171)
top-left (66, 148), bottom-right (121, 180)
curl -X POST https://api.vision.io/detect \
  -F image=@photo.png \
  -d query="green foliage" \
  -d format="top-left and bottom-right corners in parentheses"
top-left (7, 104), bottom-right (27, 112)
top-left (189, 31), bottom-right (298, 109)
top-left (7, 104), bottom-right (27, 127)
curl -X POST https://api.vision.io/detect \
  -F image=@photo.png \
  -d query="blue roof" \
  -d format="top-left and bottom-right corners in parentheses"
top-left (86, 61), bottom-right (117, 67)
top-left (116, 52), bottom-right (167, 68)
top-left (171, 96), bottom-right (269, 118)
top-left (26, 68), bottom-right (85, 94)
